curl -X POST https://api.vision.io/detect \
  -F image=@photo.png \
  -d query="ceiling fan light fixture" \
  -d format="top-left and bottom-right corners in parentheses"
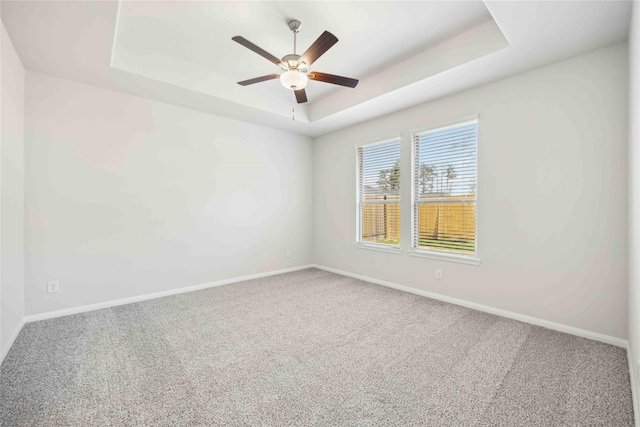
top-left (280, 69), bottom-right (308, 90)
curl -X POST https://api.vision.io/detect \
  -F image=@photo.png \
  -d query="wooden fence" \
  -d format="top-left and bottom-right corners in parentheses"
top-left (362, 203), bottom-right (400, 243)
top-left (362, 195), bottom-right (476, 246)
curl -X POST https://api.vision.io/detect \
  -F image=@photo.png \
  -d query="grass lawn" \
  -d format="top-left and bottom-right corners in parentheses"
top-left (419, 239), bottom-right (475, 253)
top-left (362, 238), bottom-right (473, 253)
top-left (363, 237), bottom-right (400, 245)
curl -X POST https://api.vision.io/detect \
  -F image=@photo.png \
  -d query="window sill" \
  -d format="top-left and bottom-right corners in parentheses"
top-left (408, 249), bottom-right (481, 265)
top-left (354, 243), bottom-right (402, 255)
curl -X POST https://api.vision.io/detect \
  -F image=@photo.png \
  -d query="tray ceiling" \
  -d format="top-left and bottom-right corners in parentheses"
top-left (1, 1), bottom-right (632, 137)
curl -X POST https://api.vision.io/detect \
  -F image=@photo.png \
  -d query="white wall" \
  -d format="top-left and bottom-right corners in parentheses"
top-left (24, 72), bottom-right (313, 316)
top-left (314, 44), bottom-right (629, 339)
top-left (628, 0), bottom-right (640, 407)
top-left (1, 22), bottom-right (25, 358)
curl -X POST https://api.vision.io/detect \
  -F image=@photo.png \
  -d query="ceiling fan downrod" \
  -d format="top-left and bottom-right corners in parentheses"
top-left (288, 20), bottom-right (301, 55)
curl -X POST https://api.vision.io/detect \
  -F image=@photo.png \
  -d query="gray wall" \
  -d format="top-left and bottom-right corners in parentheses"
top-left (23, 72), bottom-right (314, 316)
top-left (1, 22), bottom-right (25, 357)
top-left (314, 44), bottom-right (629, 339)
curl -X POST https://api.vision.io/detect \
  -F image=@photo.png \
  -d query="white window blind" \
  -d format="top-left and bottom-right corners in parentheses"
top-left (412, 120), bottom-right (478, 255)
top-left (357, 138), bottom-right (401, 247)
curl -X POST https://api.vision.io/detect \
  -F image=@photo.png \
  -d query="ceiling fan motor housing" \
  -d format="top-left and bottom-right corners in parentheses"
top-left (281, 54), bottom-right (307, 71)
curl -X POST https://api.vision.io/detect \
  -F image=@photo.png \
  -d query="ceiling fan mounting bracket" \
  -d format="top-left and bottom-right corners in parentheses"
top-left (288, 20), bottom-right (302, 33)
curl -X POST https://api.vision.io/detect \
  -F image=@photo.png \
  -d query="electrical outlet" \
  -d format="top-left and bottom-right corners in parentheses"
top-left (47, 280), bottom-right (59, 293)
top-left (435, 269), bottom-right (443, 280)
top-left (286, 250), bottom-right (292, 258)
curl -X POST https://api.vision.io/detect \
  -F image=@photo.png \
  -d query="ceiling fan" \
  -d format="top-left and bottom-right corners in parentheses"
top-left (232, 20), bottom-right (358, 104)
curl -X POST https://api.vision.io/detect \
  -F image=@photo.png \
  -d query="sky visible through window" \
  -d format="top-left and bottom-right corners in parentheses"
top-left (361, 139), bottom-right (401, 198)
top-left (360, 124), bottom-right (476, 199)
top-left (417, 122), bottom-right (477, 197)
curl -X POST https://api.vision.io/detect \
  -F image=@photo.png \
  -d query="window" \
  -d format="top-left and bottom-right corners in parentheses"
top-left (412, 119), bottom-right (478, 259)
top-left (356, 138), bottom-right (401, 249)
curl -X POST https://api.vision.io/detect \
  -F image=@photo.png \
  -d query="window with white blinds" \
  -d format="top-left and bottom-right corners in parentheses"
top-left (412, 120), bottom-right (478, 256)
top-left (357, 138), bottom-right (401, 248)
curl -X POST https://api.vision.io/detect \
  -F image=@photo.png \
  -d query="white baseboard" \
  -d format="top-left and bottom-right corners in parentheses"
top-left (312, 264), bottom-right (628, 349)
top-left (24, 264), bottom-right (314, 323)
top-left (1, 318), bottom-right (26, 366)
top-left (12, 262), bottom-right (632, 352)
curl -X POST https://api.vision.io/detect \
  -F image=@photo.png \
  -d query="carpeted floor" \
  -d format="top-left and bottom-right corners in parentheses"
top-left (0, 268), bottom-right (635, 426)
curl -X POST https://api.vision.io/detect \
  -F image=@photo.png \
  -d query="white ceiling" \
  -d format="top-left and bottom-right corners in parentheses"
top-left (1, 1), bottom-right (633, 137)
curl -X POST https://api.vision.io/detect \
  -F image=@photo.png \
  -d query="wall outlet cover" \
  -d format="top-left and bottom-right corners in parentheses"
top-left (47, 280), bottom-right (60, 293)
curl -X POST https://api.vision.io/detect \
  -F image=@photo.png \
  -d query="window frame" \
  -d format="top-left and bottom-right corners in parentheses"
top-left (355, 136), bottom-right (403, 254)
top-left (409, 117), bottom-right (481, 265)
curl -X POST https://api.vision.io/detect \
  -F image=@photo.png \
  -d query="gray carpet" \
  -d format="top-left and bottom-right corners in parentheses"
top-left (0, 268), bottom-right (634, 426)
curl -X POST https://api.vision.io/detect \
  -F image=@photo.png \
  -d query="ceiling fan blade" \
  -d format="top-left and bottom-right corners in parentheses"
top-left (237, 74), bottom-right (280, 86)
top-left (300, 31), bottom-right (338, 67)
top-left (294, 89), bottom-right (308, 104)
top-left (309, 72), bottom-right (358, 88)
top-left (232, 36), bottom-right (282, 66)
